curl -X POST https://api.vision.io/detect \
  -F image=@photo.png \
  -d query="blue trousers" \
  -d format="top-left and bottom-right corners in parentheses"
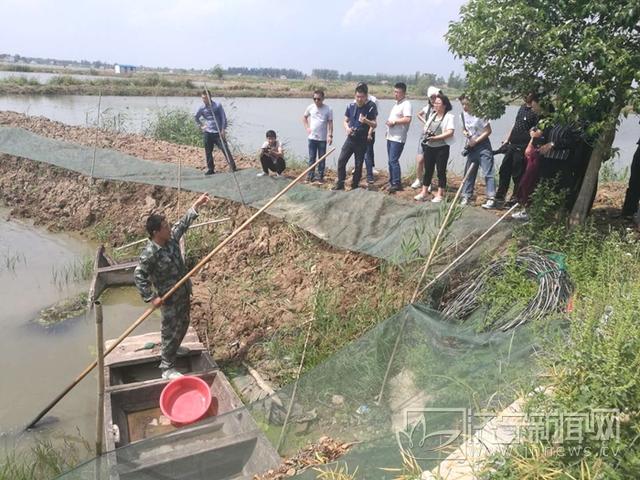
top-left (462, 141), bottom-right (496, 198)
top-left (387, 140), bottom-right (405, 188)
top-left (307, 139), bottom-right (327, 180)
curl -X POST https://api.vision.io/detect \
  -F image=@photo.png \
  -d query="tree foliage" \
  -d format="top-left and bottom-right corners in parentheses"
top-left (446, 0), bottom-right (640, 222)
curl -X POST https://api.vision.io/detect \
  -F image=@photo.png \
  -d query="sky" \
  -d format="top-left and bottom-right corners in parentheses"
top-left (1, 0), bottom-right (467, 77)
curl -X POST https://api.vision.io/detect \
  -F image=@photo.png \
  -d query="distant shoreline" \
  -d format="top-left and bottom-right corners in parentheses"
top-left (0, 66), bottom-right (460, 100)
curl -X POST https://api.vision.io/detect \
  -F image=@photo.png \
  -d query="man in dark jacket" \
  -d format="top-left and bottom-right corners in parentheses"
top-left (622, 136), bottom-right (640, 218)
top-left (495, 93), bottom-right (541, 205)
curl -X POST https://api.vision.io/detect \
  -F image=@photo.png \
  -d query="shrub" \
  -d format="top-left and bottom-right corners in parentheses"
top-left (145, 109), bottom-right (202, 147)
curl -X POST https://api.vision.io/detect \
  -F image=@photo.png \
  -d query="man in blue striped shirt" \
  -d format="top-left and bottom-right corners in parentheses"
top-left (194, 91), bottom-right (237, 174)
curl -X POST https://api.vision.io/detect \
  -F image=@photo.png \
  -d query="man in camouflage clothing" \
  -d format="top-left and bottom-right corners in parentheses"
top-left (134, 193), bottom-right (210, 379)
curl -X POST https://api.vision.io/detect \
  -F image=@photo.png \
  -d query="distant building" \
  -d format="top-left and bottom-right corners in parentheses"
top-left (114, 64), bottom-right (136, 74)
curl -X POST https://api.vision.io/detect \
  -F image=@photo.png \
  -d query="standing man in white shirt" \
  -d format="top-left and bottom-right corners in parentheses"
top-left (302, 89), bottom-right (334, 184)
top-left (459, 94), bottom-right (496, 208)
top-left (385, 82), bottom-right (412, 193)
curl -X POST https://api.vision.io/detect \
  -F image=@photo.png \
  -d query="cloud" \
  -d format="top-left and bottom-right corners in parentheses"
top-left (342, 0), bottom-right (374, 27)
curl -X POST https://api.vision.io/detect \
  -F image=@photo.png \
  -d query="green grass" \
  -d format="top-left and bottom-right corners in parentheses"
top-left (144, 108), bottom-right (203, 147)
top-left (475, 249), bottom-right (540, 331)
top-left (478, 182), bottom-right (640, 478)
top-left (0, 438), bottom-right (87, 480)
top-left (50, 255), bottom-right (93, 289)
top-left (1, 248), bottom-right (26, 273)
top-left (266, 275), bottom-right (403, 385)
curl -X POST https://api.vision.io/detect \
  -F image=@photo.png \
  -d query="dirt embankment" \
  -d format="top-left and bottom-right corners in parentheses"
top-left (0, 117), bottom-right (411, 383)
top-left (2, 111), bottom-right (629, 212)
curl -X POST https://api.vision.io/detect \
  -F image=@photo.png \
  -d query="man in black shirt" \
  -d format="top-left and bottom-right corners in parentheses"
top-left (622, 136), bottom-right (640, 218)
top-left (332, 83), bottom-right (378, 190)
top-left (495, 93), bottom-right (541, 205)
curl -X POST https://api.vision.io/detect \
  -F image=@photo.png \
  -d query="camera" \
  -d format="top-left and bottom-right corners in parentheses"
top-left (420, 131), bottom-right (435, 146)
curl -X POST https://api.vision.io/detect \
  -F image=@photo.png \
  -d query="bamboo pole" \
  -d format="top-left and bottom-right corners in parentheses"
top-left (276, 291), bottom-right (317, 453)
top-left (25, 147), bottom-right (335, 430)
top-left (416, 203), bottom-right (519, 298)
top-left (375, 165), bottom-right (475, 405)
top-left (178, 157), bottom-right (186, 259)
top-left (95, 301), bottom-right (105, 456)
top-left (410, 163), bottom-right (477, 301)
top-left (113, 218), bottom-right (231, 251)
top-left (89, 91), bottom-right (102, 183)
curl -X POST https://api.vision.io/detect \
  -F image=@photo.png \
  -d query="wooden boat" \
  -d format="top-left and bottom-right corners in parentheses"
top-left (89, 246), bottom-right (137, 304)
top-left (102, 327), bottom-right (281, 479)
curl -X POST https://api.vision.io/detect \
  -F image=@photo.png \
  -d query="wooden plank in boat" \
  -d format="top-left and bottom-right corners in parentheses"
top-left (105, 327), bottom-right (203, 367)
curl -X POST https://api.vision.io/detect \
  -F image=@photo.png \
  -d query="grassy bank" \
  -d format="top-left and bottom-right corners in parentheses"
top-left (0, 439), bottom-right (88, 480)
top-left (477, 184), bottom-right (640, 478)
top-left (0, 73), bottom-right (459, 99)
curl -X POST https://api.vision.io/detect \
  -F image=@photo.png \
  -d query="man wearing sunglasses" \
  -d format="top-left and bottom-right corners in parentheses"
top-left (302, 89), bottom-right (334, 183)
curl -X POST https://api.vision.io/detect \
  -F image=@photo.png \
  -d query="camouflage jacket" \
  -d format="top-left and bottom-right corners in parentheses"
top-left (134, 208), bottom-right (198, 303)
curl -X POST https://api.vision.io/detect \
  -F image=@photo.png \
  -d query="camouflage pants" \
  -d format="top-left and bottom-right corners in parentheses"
top-left (159, 292), bottom-right (191, 370)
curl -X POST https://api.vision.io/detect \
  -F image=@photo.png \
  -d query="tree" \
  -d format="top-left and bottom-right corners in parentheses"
top-left (447, 0), bottom-right (640, 224)
top-left (211, 64), bottom-right (224, 80)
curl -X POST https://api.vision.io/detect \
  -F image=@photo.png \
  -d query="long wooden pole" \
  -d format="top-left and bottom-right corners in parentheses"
top-left (376, 165), bottom-right (475, 405)
top-left (95, 302), bottom-right (105, 456)
top-left (410, 164), bottom-right (476, 301)
top-left (416, 203), bottom-right (519, 298)
top-left (89, 91), bottom-right (102, 182)
top-left (25, 147), bottom-right (336, 430)
top-left (113, 217), bottom-right (231, 252)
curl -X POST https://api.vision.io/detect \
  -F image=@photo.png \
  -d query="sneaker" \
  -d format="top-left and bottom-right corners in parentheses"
top-left (275, 173), bottom-right (284, 177)
top-left (460, 197), bottom-right (469, 206)
top-left (414, 192), bottom-right (427, 201)
top-left (331, 184), bottom-right (344, 191)
top-left (388, 186), bottom-right (400, 194)
top-left (410, 178), bottom-right (422, 189)
top-left (161, 368), bottom-right (183, 380)
top-left (349, 184), bottom-right (360, 190)
top-left (367, 179), bottom-right (375, 185)
top-left (204, 170), bottom-right (215, 176)
top-left (481, 198), bottom-right (497, 209)
top-left (431, 196), bottom-right (444, 203)
top-left (505, 198), bottom-right (517, 208)
top-left (256, 172), bottom-right (267, 177)
top-left (372, 168), bottom-right (380, 176)
top-left (511, 210), bottom-right (529, 221)
top-left (315, 178), bottom-right (325, 185)
top-left (427, 184), bottom-right (433, 193)
top-left (176, 346), bottom-right (190, 356)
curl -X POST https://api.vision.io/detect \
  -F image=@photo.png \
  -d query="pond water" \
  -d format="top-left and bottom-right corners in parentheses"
top-left (0, 208), bottom-right (161, 452)
top-left (0, 95), bottom-right (637, 173)
top-left (0, 70), bottom-right (124, 83)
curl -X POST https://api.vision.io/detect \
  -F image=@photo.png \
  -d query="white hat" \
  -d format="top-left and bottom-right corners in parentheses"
top-left (427, 86), bottom-right (441, 98)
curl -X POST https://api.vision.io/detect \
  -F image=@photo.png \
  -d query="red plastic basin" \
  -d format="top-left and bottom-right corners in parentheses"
top-left (159, 376), bottom-right (212, 426)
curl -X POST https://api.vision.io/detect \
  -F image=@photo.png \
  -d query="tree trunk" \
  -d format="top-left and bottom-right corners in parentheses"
top-left (569, 105), bottom-right (622, 226)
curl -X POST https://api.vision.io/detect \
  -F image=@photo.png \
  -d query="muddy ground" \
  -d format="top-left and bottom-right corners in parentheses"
top-left (0, 113), bottom-right (417, 385)
top-left (0, 112), bottom-right (633, 380)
